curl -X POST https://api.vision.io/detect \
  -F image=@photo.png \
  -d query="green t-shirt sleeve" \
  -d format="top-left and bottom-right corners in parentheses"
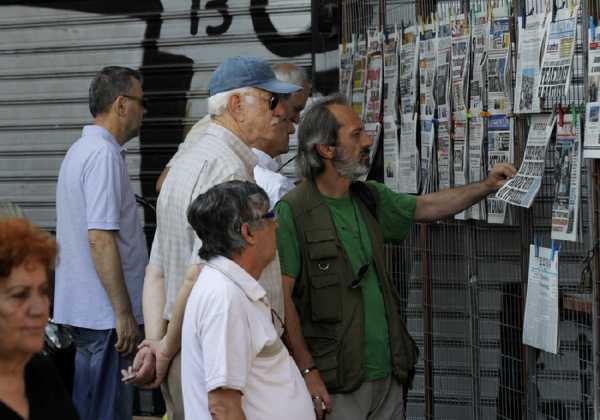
top-left (274, 200), bottom-right (302, 279)
top-left (366, 181), bottom-right (417, 243)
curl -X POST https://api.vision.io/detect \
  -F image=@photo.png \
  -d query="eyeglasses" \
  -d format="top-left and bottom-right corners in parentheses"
top-left (122, 94), bottom-right (147, 108)
top-left (350, 261), bottom-right (371, 288)
top-left (244, 92), bottom-right (282, 111)
top-left (261, 210), bottom-right (277, 221)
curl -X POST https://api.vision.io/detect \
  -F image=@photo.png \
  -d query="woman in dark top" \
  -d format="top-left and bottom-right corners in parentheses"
top-left (0, 218), bottom-right (78, 420)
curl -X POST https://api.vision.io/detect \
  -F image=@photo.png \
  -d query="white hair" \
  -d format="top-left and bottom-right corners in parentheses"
top-left (207, 87), bottom-right (254, 116)
top-left (272, 64), bottom-right (310, 88)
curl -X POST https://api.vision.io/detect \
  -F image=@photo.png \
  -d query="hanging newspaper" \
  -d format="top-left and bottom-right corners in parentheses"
top-left (365, 30), bottom-right (383, 124)
top-left (466, 13), bottom-right (489, 220)
top-left (351, 36), bottom-right (368, 120)
top-left (496, 114), bottom-right (556, 207)
top-left (399, 25), bottom-right (420, 115)
top-left (383, 115), bottom-right (400, 191)
top-left (515, 13), bottom-right (547, 113)
top-left (382, 29), bottom-right (399, 121)
top-left (435, 14), bottom-right (453, 191)
top-left (538, 7), bottom-right (577, 100)
top-left (551, 114), bottom-right (581, 242)
top-left (339, 42), bottom-right (354, 102)
top-left (523, 245), bottom-right (559, 354)
top-left (398, 113), bottom-right (420, 193)
top-left (419, 23), bottom-right (438, 193)
top-left (486, 10), bottom-right (513, 224)
top-left (451, 12), bottom-right (471, 212)
top-left (584, 20), bottom-right (600, 158)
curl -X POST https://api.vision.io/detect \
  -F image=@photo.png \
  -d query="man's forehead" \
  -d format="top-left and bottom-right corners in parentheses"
top-left (329, 104), bottom-right (361, 128)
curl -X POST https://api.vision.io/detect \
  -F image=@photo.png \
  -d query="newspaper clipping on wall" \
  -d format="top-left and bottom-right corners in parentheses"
top-left (584, 21), bottom-right (600, 158)
top-left (496, 114), bottom-right (556, 207)
top-left (523, 245), bottom-right (559, 354)
top-left (398, 113), bottom-right (420, 193)
top-left (419, 23), bottom-right (438, 193)
top-left (436, 17), bottom-right (453, 190)
top-left (399, 25), bottom-right (420, 115)
top-left (515, 13), bottom-right (547, 113)
top-left (537, 7), bottom-right (577, 100)
top-left (551, 114), bottom-right (581, 242)
top-left (364, 30), bottom-right (383, 123)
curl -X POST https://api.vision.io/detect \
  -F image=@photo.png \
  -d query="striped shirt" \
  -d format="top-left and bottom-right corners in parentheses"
top-left (150, 122), bottom-right (284, 325)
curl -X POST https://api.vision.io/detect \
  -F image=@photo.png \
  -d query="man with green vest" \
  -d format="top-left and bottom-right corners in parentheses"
top-left (275, 95), bottom-right (516, 420)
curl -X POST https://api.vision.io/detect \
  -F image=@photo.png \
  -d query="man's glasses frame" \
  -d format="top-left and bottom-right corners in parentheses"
top-left (122, 94), bottom-right (148, 108)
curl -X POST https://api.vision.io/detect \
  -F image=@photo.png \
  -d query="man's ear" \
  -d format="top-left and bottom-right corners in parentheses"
top-left (112, 96), bottom-right (127, 118)
top-left (315, 143), bottom-right (335, 160)
top-left (240, 222), bottom-right (256, 245)
top-left (227, 93), bottom-right (244, 122)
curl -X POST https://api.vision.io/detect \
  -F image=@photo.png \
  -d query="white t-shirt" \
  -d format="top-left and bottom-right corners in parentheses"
top-left (252, 148), bottom-right (295, 209)
top-left (181, 256), bottom-right (314, 420)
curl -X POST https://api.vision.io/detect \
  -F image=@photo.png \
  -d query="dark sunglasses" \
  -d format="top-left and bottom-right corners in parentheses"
top-left (261, 210), bottom-right (277, 220)
top-left (351, 262), bottom-right (371, 288)
top-left (122, 94), bottom-right (148, 108)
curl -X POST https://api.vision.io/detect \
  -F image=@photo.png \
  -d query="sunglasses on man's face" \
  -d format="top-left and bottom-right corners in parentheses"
top-left (261, 210), bottom-right (277, 221)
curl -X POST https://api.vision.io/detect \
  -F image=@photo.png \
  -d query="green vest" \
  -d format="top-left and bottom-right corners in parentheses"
top-left (281, 179), bottom-right (419, 393)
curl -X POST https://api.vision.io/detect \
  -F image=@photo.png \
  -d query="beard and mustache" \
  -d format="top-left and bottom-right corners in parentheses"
top-left (332, 144), bottom-right (371, 181)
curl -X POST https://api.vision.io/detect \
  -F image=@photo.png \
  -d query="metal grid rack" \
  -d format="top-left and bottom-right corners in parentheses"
top-left (338, 0), bottom-right (599, 417)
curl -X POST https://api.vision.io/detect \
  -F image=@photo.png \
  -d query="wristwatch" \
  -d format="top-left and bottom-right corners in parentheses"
top-left (301, 366), bottom-right (317, 377)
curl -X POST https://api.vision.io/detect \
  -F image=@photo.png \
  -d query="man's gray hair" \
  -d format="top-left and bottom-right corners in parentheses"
top-left (272, 63), bottom-right (310, 88)
top-left (187, 181), bottom-right (270, 260)
top-left (296, 94), bottom-right (347, 179)
top-left (89, 66), bottom-right (141, 117)
top-left (207, 87), bottom-right (254, 117)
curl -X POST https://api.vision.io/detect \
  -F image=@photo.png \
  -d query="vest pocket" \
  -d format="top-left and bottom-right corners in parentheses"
top-left (310, 274), bottom-right (342, 322)
top-left (305, 336), bottom-right (340, 389)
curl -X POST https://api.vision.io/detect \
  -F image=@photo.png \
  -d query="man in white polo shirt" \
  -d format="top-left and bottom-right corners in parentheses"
top-left (181, 180), bottom-right (314, 419)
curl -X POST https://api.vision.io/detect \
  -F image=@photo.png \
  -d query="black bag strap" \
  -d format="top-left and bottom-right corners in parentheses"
top-left (349, 181), bottom-right (379, 221)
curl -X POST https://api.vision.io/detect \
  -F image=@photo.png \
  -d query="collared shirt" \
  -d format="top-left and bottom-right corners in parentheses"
top-left (54, 125), bottom-right (147, 329)
top-left (252, 148), bottom-right (295, 210)
top-left (150, 122), bottom-right (284, 322)
top-left (166, 115), bottom-right (212, 168)
top-left (181, 256), bottom-right (313, 420)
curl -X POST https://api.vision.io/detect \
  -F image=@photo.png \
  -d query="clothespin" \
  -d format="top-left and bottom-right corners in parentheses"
top-left (480, 111), bottom-right (491, 118)
top-left (570, 103), bottom-right (578, 127)
top-left (466, 111), bottom-right (473, 119)
top-left (534, 236), bottom-right (540, 257)
top-left (551, 240), bottom-right (560, 261)
top-left (558, 103), bottom-right (564, 127)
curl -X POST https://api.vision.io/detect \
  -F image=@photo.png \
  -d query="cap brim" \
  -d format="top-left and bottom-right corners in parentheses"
top-left (254, 79), bottom-right (302, 94)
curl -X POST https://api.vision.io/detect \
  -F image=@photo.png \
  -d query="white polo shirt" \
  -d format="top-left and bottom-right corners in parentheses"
top-left (181, 256), bottom-right (313, 420)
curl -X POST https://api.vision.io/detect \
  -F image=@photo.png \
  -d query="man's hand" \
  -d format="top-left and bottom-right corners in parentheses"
top-left (121, 345), bottom-right (156, 385)
top-left (115, 312), bottom-right (140, 357)
top-left (304, 370), bottom-right (332, 419)
top-left (484, 162), bottom-right (517, 191)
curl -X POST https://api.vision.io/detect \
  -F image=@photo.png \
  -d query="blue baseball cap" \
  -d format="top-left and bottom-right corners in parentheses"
top-left (208, 56), bottom-right (302, 96)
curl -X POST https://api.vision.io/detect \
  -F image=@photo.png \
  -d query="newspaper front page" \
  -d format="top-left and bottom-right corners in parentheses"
top-left (515, 13), bottom-right (547, 113)
top-left (523, 245), bottom-right (559, 354)
top-left (584, 22), bottom-right (600, 158)
top-left (466, 14), bottom-right (489, 220)
top-left (351, 37), bottom-right (368, 120)
top-left (551, 114), bottom-right (581, 242)
top-left (398, 113), bottom-right (420, 193)
top-left (496, 114), bottom-right (556, 207)
top-left (364, 30), bottom-right (383, 124)
top-left (339, 43), bottom-right (354, 102)
top-left (399, 26), bottom-right (420, 115)
top-left (419, 23), bottom-right (438, 193)
top-left (538, 8), bottom-right (577, 99)
top-left (486, 11), bottom-right (514, 224)
top-left (451, 13), bottom-right (471, 221)
top-left (383, 116), bottom-right (400, 191)
top-left (436, 17), bottom-right (453, 191)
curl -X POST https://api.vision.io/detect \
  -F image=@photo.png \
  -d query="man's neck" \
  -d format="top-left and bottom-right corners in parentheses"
top-left (315, 165), bottom-right (352, 199)
top-left (233, 252), bottom-right (266, 280)
top-left (94, 117), bottom-right (127, 146)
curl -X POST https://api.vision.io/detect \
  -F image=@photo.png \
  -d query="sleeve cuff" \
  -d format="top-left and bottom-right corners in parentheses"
top-left (88, 221), bottom-right (120, 230)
